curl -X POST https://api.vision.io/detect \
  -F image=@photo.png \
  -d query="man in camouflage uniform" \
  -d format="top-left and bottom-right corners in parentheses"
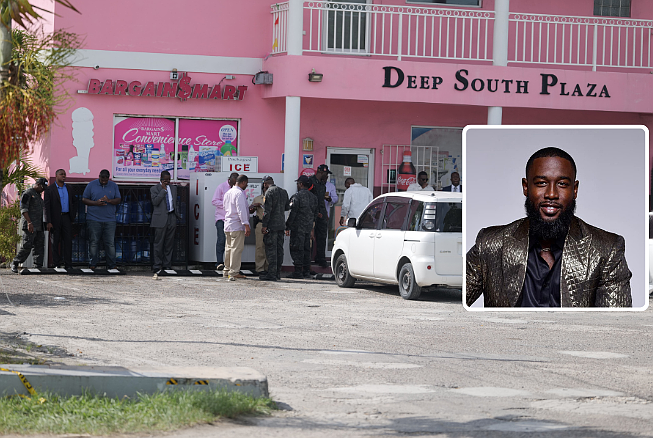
top-left (286, 175), bottom-right (318, 278)
top-left (11, 178), bottom-right (48, 273)
top-left (259, 176), bottom-right (289, 281)
top-left (309, 164), bottom-right (331, 268)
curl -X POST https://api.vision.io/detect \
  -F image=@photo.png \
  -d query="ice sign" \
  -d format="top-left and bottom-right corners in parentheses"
top-left (219, 125), bottom-right (237, 143)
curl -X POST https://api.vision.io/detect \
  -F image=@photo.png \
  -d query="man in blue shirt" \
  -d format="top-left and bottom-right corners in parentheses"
top-left (44, 169), bottom-right (77, 269)
top-left (82, 169), bottom-right (121, 269)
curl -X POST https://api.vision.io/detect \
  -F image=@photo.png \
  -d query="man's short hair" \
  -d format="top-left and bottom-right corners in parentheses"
top-left (345, 177), bottom-right (355, 185)
top-left (525, 147), bottom-right (577, 179)
top-left (417, 171), bottom-right (428, 178)
top-left (160, 170), bottom-right (171, 179)
top-left (451, 171), bottom-right (460, 177)
top-left (229, 172), bottom-right (239, 180)
top-left (236, 174), bottom-right (248, 184)
top-left (99, 169), bottom-right (110, 178)
top-left (55, 168), bottom-right (65, 175)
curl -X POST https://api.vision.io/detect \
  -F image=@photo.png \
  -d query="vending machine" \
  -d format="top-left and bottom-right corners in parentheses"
top-left (189, 172), bottom-right (292, 266)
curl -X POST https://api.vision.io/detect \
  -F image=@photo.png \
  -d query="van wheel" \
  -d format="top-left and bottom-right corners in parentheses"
top-left (334, 254), bottom-right (356, 288)
top-left (398, 263), bottom-right (422, 300)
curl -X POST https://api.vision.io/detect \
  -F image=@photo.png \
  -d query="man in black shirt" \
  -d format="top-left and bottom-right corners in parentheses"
top-left (309, 164), bottom-right (330, 268)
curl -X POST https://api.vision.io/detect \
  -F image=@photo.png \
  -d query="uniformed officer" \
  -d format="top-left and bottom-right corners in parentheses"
top-left (11, 178), bottom-right (48, 273)
top-left (309, 164), bottom-right (331, 268)
top-left (286, 175), bottom-right (318, 278)
top-left (259, 176), bottom-right (289, 281)
top-left (249, 181), bottom-right (268, 275)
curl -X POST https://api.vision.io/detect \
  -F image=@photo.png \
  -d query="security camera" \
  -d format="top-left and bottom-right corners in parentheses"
top-left (93, 65), bottom-right (99, 70)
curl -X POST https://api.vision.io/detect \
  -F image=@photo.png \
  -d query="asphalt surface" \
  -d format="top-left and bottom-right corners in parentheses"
top-left (0, 270), bottom-right (651, 437)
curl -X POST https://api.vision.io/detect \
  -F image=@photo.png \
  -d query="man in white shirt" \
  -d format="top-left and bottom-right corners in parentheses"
top-left (407, 171), bottom-right (435, 192)
top-left (223, 174), bottom-right (251, 281)
top-left (339, 178), bottom-right (374, 226)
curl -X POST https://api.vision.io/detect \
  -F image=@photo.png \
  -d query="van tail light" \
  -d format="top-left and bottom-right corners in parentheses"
top-left (427, 265), bottom-right (432, 270)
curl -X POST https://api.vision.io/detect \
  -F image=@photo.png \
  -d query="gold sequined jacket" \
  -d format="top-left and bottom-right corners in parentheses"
top-left (466, 217), bottom-right (632, 307)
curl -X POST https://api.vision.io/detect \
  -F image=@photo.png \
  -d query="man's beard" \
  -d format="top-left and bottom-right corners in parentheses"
top-left (524, 197), bottom-right (576, 241)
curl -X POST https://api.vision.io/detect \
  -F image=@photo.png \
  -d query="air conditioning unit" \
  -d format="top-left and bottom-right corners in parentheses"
top-left (253, 72), bottom-right (273, 85)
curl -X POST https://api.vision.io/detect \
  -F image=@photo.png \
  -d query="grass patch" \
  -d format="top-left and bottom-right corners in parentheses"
top-left (0, 389), bottom-right (276, 435)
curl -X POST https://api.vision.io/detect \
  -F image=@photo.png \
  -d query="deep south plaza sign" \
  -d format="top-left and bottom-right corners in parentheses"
top-left (382, 66), bottom-right (611, 98)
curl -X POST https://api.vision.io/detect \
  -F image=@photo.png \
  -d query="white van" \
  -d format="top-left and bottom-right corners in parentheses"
top-left (331, 191), bottom-right (463, 300)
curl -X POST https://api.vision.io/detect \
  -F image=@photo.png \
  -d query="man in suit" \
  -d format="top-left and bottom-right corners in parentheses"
top-left (150, 170), bottom-right (180, 272)
top-left (466, 147), bottom-right (631, 308)
top-left (440, 172), bottom-right (462, 192)
top-left (44, 169), bottom-right (77, 269)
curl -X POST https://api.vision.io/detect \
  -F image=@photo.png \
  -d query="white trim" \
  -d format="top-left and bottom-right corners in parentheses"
top-left (71, 49), bottom-right (263, 75)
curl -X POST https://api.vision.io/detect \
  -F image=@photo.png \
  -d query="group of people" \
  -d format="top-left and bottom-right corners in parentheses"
top-left (211, 165), bottom-right (347, 281)
top-left (11, 165), bottom-right (375, 279)
top-left (10, 169), bottom-right (181, 274)
top-left (407, 171), bottom-right (462, 192)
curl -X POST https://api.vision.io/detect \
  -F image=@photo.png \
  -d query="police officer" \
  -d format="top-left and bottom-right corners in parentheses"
top-left (11, 178), bottom-right (48, 273)
top-left (286, 175), bottom-right (318, 278)
top-left (259, 176), bottom-right (289, 281)
top-left (309, 164), bottom-right (331, 268)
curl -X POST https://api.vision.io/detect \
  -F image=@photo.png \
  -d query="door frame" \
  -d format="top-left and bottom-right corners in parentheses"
top-left (326, 147), bottom-right (375, 190)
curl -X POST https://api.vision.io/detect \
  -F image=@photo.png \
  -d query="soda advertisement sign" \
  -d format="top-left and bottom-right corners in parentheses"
top-left (178, 119), bottom-right (239, 180)
top-left (113, 117), bottom-right (176, 179)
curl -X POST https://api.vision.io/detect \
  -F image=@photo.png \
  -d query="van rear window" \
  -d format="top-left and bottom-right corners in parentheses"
top-left (416, 202), bottom-right (462, 232)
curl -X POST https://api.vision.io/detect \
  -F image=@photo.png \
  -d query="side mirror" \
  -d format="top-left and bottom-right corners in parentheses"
top-left (347, 218), bottom-right (357, 228)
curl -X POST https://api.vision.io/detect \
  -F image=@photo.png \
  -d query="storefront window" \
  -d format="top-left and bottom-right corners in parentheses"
top-left (113, 116), bottom-right (239, 181)
top-left (594, 0), bottom-right (631, 17)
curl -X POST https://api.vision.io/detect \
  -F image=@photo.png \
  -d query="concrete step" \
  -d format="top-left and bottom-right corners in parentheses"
top-left (0, 365), bottom-right (268, 398)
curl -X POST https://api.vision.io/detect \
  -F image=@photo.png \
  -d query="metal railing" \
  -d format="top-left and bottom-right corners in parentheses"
top-left (271, 2), bottom-right (290, 55)
top-left (271, 1), bottom-right (653, 69)
top-left (302, 2), bottom-right (494, 61)
top-left (509, 13), bottom-right (653, 69)
top-left (381, 145), bottom-right (441, 194)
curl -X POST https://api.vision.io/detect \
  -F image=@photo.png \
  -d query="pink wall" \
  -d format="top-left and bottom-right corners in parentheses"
top-left (45, 68), bottom-right (286, 180)
top-left (54, 0), bottom-right (273, 58)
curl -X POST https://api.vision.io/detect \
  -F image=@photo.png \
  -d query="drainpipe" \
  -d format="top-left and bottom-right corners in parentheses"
top-left (488, 0), bottom-right (510, 125)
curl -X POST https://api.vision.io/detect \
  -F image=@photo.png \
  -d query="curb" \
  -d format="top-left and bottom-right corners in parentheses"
top-left (0, 365), bottom-right (268, 398)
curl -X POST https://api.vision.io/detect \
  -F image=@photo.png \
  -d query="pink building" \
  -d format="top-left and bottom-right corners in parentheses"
top-left (36, 0), bottom-right (653, 264)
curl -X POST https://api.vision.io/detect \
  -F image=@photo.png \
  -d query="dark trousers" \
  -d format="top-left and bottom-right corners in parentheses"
top-left (87, 220), bottom-right (116, 268)
top-left (153, 212), bottom-right (177, 269)
top-left (51, 213), bottom-right (73, 268)
top-left (314, 217), bottom-right (328, 263)
top-left (263, 230), bottom-right (284, 277)
top-left (215, 219), bottom-right (225, 265)
top-left (13, 229), bottom-right (45, 267)
top-left (290, 230), bottom-right (311, 270)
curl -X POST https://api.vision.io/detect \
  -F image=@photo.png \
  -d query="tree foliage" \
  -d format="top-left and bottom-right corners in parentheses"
top-left (0, 0), bottom-right (79, 28)
top-left (0, 28), bottom-right (81, 168)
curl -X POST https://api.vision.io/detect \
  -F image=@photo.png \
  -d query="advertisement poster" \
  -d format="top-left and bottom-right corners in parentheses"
top-left (178, 119), bottom-right (239, 179)
top-left (302, 154), bottom-right (314, 168)
top-left (113, 117), bottom-right (176, 179)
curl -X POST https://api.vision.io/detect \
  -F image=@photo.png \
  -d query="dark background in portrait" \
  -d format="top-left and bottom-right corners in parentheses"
top-left (464, 126), bottom-right (647, 309)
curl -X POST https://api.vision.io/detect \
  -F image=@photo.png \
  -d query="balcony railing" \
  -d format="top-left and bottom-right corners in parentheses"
top-left (270, 1), bottom-right (653, 69)
top-left (510, 13), bottom-right (653, 69)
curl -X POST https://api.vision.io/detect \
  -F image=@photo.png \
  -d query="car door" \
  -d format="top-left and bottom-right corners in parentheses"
top-left (347, 199), bottom-right (384, 277)
top-left (433, 201), bottom-right (463, 276)
top-left (373, 197), bottom-right (410, 281)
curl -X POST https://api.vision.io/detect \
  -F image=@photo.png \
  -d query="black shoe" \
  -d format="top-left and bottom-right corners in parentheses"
top-left (277, 272), bottom-right (281, 280)
top-left (10, 263), bottom-right (18, 273)
top-left (152, 267), bottom-right (161, 273)
top-left (258, 275), bottom-right (277, 281)
top-left (303, 271), bottom-right (312, 278)
top-left (257, 270), bottom-right (268, 276)
top-left (290, 271), bottom-right (304, 279)
top-left (65, 266), bottom-right (73, 270)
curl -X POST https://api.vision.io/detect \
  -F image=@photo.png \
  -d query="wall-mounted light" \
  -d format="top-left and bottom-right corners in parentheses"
top-left (308, 68), bottom-right (323, 82)
top-left (170, 68), bottom-right (178, 80)
top-left (303, 137), bottom-right (314, 151)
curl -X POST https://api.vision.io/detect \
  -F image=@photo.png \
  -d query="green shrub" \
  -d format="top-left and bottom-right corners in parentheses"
top-left (0, 200), bottom-right (20, 264)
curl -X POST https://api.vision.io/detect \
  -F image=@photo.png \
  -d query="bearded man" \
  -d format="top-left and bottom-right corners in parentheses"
top-left (466, 147), bottom-right (632, 308)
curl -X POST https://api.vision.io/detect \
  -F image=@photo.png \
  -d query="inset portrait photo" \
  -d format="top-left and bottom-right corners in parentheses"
top-left (463, 126), bottom-right (648, 311)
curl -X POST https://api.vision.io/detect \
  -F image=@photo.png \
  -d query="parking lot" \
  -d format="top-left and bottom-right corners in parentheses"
top-left (1, 272), bottom-right (651, 437)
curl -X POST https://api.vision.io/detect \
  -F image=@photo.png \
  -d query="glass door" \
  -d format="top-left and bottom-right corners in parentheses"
top-left (326, 147), bottom-right (375, 252)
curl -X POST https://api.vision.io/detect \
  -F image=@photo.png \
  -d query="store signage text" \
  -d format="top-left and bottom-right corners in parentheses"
top-left (87, 76), bottom-right (248, 101)
top-left (382, 67), bottom-right (610, 98)
top-left (222, 156), bottom-right (258, 173)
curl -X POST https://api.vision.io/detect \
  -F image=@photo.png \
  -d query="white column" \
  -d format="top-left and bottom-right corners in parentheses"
top-left (488, 0), bottom-right (510, 125)
top-left (284, 96), bottom-right (301, 196)
top-left (287, 0), bottom-right (303, 56)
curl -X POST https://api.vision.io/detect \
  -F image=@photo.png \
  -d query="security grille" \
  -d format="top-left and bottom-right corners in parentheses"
top-left (381, 145), bottom-right (441, 193)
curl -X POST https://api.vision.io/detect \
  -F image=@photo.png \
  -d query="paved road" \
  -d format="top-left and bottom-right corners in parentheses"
top-left (0, 271), bottom-right (651, 437)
